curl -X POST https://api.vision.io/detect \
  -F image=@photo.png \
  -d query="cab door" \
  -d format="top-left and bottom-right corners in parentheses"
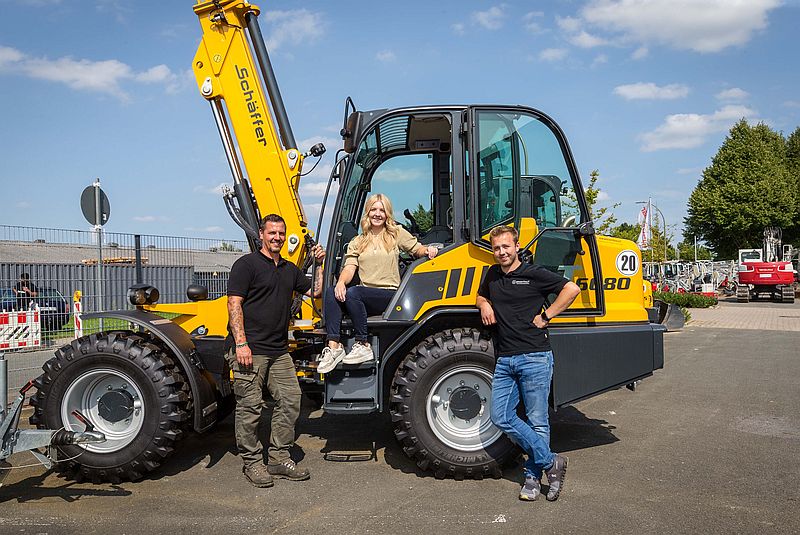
top-left (467, 106), bottom-right (605, 318)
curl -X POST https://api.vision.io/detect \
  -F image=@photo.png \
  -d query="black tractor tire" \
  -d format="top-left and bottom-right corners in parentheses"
top-left (390, 328), bottom-right (518, 480)
top-left (29, 332), bottom-right (189, 482)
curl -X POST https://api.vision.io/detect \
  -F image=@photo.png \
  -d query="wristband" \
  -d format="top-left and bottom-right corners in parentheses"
top-left (540, 310), bottom-right (550, 322)
top-left (235, 342), bottom-right (249, 348)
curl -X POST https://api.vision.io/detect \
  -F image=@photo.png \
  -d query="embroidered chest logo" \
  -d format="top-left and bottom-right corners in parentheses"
top-left (511, 280), bottom-right (530, 285)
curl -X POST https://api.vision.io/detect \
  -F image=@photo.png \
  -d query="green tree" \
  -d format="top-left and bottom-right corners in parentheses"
top-left (609, 222), bottom-right (640, 242)
top-left (563, 169), bottom-right (620, 234)
top-left (407, 204), bottom-right (433, 235)
top-left (685, 120), bottom-right (796, 259)
top-left (677, 239), bottom-right (712, 260)
top-left (785, 126), bottom-right (800, 243)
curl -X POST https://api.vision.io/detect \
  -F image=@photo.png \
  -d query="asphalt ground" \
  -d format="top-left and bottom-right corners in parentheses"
top-left (1, 302), bottom-right (799, 534)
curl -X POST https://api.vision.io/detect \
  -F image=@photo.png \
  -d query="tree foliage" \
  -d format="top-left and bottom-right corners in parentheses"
top-left (584, 169), bottom-right (621, 234)
top-left (685, 120), bottom-right (797, 259)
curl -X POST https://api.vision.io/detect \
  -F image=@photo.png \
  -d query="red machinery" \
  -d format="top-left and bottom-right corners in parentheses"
top-left (737, 227), bottom-right (795, 303)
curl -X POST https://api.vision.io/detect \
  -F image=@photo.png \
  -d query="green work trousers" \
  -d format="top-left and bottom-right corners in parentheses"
top-left (226, 350), bottom-right (302, 467)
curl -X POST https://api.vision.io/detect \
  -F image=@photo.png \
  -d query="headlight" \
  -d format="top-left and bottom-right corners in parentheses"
top-left (128, 284), bottom-right (160, 306)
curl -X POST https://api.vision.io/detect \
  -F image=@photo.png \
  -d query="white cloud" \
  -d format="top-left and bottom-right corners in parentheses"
top-left (451, 22), bottom-right (466, 35)
top-left (640, 105), bottom-right (756, 152)
top-left (0, 45), bottom-right (184, 100)
top-left (16, 201), bottom-right (31, 209)
top-left (631, 46), bottom-right (649, 60)
top-left (133, 215), bottom-right (169, 223)
top-left (373, 168), bottom-right (427, 183)
top-left (539, 48), bottom-right (568, 62)
top-left (581, 0), bottom-right (781, 53)
top-left (297, 135), bottom-right (342, 156)
top-left (193, 183), bottom-right (228, 195)
top-left (595, 190), bottom-right (611, 202)
top-left (95, 0), bottom-right (132, 24)
top-left (716, 87), bottom-right (749, 101)
top-left (614, 82), bottom-right (689, 100)
top-left (0, 46), bottom-right (24, 67)
top-left (185, 226), bottom-right (224, 233)
top-left (677, 167), bottom-right (703, 175)
top-left (263, 9), bottom-right (324, 51)
top-left (785, 100), bottom-right (800, 109)
top-left (570, 30), bottom-right (608, 48)
top-left (556, 16), bottom-right (582, 33)
top-left (376, 50), bottom-right (396, 62)
top-left (592, 54), bottom-right (609, 67)
top-left (134, 64), bottom-right (172, 83)
top-left (472, 6), bottom-right (505, 30)
top-left (523, 11), bottom-right (545, 33)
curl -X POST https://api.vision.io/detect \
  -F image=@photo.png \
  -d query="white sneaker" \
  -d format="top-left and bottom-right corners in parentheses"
top-left (342, 342), bottom-right (374, 364)
top-left (317, 346), bottom-right (345, 374)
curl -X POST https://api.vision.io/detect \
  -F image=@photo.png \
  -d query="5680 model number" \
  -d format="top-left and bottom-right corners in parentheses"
top-left (575, 277), bottom-right (631, 290)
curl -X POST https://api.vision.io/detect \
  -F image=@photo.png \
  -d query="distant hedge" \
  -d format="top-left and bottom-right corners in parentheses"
top-left (654, 291), bottom-right (718, 308)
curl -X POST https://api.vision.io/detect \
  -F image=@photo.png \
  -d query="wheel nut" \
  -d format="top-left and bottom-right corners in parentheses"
top-left (474, 384), bottom-right (479, 390)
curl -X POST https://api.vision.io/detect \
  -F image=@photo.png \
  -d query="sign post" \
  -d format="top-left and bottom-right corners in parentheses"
top-left (80, 180), bottom-right (111, 330)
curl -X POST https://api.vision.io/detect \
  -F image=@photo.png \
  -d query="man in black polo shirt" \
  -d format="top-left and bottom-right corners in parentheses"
top-left (227, 214), bottom-right (324, 488)
top-left (477, 225), bottom-right (580, 502)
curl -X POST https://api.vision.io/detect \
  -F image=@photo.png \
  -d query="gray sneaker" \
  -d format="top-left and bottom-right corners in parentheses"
top-left (519, 475), bottom-right (541, 501)
top-left (317, 346), bottom-right (345, 374)
top-left (545, 454), bottom-right (568, 501)
top-left (267, 459), bottom-right (310, 481)
top-left (342, 342), bottom-right (374, 364)
top-left (243, 463), bottom-right (274, 488)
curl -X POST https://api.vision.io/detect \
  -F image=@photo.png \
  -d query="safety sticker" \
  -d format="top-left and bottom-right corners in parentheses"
top-left (616, 250), bottom-right (639, 276)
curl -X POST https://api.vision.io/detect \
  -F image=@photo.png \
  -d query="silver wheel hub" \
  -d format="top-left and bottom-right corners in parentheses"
top-left (426, 365), bottom-right (502, 451)
top-left (61, 368), bottom-right (145, 453)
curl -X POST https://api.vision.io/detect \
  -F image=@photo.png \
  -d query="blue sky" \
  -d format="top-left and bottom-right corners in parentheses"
top-left (1, 0), bottom-right (798, 246)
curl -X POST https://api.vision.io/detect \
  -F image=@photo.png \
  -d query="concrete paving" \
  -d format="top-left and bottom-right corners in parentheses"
top-left (1, 303), bottom-right (799, 534)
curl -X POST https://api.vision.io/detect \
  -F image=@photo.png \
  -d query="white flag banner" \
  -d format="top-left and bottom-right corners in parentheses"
top-left (637, 204), bottom-right (651, 249)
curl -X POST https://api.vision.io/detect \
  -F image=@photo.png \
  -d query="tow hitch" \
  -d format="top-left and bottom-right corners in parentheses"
top-left (0, 353), bottom-right (105, 486)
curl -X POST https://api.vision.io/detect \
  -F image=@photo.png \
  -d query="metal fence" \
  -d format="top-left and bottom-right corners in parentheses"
top-left (1, 225), bottom-right (248, 392)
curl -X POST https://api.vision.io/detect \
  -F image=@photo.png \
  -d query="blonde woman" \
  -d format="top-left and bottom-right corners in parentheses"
top-left (318, 193), bottom-right (439, 372)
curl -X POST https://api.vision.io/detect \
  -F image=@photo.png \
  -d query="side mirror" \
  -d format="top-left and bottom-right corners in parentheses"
top-left (576, 221), bottom-right (595, 236)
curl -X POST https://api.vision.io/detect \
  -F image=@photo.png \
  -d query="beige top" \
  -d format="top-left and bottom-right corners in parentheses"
top-left (343, 227), bottom-right (424, 289)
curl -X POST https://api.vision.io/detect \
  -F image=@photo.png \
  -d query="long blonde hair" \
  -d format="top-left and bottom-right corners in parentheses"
top-left (355, 193), bottom-right (400, 253)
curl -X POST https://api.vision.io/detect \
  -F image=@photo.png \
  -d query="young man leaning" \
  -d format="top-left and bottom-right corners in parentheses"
top-left (476, 225), bottom-right (580, 501)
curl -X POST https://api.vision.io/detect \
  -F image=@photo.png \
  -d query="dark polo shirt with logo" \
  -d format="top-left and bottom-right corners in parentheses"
top-left (227, 251), bottom-right (312, 356)
top-left (477, 262), bottom-right (568, 357)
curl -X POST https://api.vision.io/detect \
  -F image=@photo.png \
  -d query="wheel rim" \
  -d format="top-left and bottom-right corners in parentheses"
top-left (61, 368), bottom-right (146, 453)
top-left (425, 365), bottom-right (502, 451)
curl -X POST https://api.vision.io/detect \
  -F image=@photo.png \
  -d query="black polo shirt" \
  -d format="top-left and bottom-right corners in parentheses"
top-left (477, 262), bottom-right (568, 357)
top-left (227, 251), bottom-right (312, 356)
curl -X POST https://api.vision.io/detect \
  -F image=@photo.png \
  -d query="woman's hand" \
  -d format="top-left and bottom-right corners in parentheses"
top-left (425, 245), bottom-right (439, 259)
top-left (334, 281), bottom-right (347, 302)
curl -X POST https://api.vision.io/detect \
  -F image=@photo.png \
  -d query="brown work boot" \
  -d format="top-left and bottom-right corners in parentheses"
top-left (243, 463), bottom-right (274, 488)
top-left (267, 458), bottom-right (310, 481)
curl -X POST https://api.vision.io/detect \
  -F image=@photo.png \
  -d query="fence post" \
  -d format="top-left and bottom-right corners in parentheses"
top-left (73, 290), bottom-right (83, 339)
top-left (135, 234), bottom-right (143, 284)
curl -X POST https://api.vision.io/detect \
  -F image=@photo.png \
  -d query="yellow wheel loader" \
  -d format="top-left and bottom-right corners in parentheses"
top-left (29, 1), bottom-right (664, 482)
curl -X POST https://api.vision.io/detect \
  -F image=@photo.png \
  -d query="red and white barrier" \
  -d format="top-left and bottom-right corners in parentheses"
top-left (0, 307), bottom-right (42, 351)
top-left (73, 292), bottom-right (83, 338)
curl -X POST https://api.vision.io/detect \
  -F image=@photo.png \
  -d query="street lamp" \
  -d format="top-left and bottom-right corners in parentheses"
top-left (636, 200), bottom-right (668, 263)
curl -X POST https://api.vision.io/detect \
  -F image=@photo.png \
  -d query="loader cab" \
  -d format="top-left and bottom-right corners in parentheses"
top-left (329, 109), bottom-right (457, 282)
top-left (327, 104), bottom-right (604, 317)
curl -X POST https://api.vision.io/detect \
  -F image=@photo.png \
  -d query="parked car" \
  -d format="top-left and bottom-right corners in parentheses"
top-left (0, 287), bottom-right (70, 331)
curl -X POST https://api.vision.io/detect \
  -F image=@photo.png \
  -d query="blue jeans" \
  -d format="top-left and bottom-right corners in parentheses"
top-left (490, 351), bottom-right (556, 479)
top-left (323, 285), bottom-right (394, 342)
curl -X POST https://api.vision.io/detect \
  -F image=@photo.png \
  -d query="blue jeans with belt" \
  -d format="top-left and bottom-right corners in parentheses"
top-left (490, 351), bottom-right (556, 479)
top-left (323, 285), bottom-right (394, 342)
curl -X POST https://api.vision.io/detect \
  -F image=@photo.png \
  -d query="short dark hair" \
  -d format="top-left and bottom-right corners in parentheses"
top-left (19, 272), bottom-right (30, 281)
top-left (489, 225), bottom-right (518, 243)
top-left (259, 214), bottom-right (286, 230)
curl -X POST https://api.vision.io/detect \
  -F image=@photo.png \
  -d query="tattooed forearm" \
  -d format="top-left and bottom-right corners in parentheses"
top-left (313, 265), bottom-right (324, 297)
top-left (227, 296), bottom-right (246, 343)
